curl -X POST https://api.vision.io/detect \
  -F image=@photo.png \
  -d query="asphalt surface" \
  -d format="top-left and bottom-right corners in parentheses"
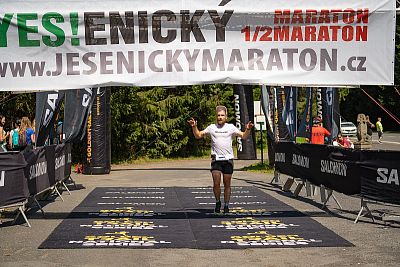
top-left (348, 132), bottom-right (400, 150)
top-left (1, 158), bottom-right (400, 267)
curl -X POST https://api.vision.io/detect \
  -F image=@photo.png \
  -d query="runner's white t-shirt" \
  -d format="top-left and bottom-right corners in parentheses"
top-left (203, 123), bottom-right (241, 160)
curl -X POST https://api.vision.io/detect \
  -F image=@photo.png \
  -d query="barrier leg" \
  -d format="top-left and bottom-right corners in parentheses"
top-left (66, 175), bottom-right (77, 189)
top-left (53, 186), bottom-right (64, 202)
top-left (18, 206), bottom-right (31, 228)
top-left (313, 186), bottom-right (320, 198)
top-left (12, 205), bottom-right (31, 228)
top-left (271, 170), bottom-right (281, 184)
top-left (321, 189), bottom-right (343, 210)
top-left (331, 192), bottom-right (343, 210)
top-left (305, 181), bottom-right (312, 197)
top-left (354, 198), bottom-right (375, 224)
top-left (62, 181), bottom-right (72, 195)
top-left (354, 206), bottom-right (364, 224)
top-left (282, 177), bottom-right (294, 192)
top-left (320, 186), bottom-right (327, 204)
top-left (293, 181), bottom-right (304, 197)
top-left (33, 196), bottom-right (45, 217)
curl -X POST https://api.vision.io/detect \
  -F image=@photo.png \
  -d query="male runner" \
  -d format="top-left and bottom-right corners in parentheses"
top-left (188, 106), bottom-right (254, 213)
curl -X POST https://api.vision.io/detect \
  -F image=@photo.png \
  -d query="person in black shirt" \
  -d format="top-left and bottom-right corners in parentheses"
top-left (365, 115), bottom-right (375, 140)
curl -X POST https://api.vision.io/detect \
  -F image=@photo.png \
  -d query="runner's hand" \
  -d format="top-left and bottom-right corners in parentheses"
top-left (246, 121), bottom-right (254, 130)
top-left (187, 118), bottom-right (197, 127)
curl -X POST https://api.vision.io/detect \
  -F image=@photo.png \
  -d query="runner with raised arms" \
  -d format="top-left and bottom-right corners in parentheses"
top-left (188, 105), bottom-right (253, 213)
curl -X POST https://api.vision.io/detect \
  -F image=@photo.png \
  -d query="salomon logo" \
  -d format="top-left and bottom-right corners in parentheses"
top-left (377, 168), bottom-right (399, 186)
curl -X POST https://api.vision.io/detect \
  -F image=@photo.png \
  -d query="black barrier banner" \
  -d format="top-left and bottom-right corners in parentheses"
top-left (35, 91), bottom-right (65, 146)
top-left (23, 145), bottom-right (56, 196)
top-left (65, 143), bottom-right (72, 178)
top-left (0, 152), bottom-right (29, 207)
top-left (317, 88), bottom-right (340, 140)
top-left (283, 87), bottom-right (297, 141)
top-left (83, 88), bottom-right (112, 174)
top-left (63, 89), bottom-right (95, 143)
top-left (55, 144), bottom-right (67, 182)
top-left (360, 150), bottom-right (400, 205)
top-left (274, 142), bottom-right (361, 195)
top-left (233, 85), bottom-right (257, 160)
top-left (297, 88), bottom-right (313, 142)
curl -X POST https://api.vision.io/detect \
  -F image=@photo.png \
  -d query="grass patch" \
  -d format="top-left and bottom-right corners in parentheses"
top-left (240, 162), bottom-right (275, 173)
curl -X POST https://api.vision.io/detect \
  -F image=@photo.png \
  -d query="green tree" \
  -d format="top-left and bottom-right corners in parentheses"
top-left (110, 84), bottom-right (235, 161)
top-left (0, 92), bottom-right (35, 130)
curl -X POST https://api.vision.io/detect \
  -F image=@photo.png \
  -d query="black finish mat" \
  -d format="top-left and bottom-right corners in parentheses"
top-left (39, 186), bottom-right (353, 249)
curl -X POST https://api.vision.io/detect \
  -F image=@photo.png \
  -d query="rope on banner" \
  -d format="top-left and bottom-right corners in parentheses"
top-left (361, 88), bottom-right (400, 126)
top-left (395, 88), bottom-right (400, 97)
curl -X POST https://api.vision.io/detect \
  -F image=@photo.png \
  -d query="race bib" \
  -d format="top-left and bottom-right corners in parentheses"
top-left (215, 155), bottom-right (227, 161)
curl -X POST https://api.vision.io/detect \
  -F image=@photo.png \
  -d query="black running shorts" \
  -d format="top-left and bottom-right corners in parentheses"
top-left (210, 158), bottom-right (234, 174)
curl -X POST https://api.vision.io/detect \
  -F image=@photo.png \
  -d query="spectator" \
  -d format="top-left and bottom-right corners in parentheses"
top-left (333, 133), bottom-right (354, 148)
top-left (21, 117), bottom-right (35, 147)
top-left (311, 117), bottom-right (330, 145)
top-left (376, 117), bottom-right (383, 144)
top-left (0, 115), bottom-right (9, 152)
top-left (32, 119), bottom-right (36, 146)
top-left (56, 119), bottom-right (63, 144)
top-left (365, 115), bottom-right (375, 139)
top-left (9, 117), bottom-right (21, 151)
top-left (10, 117), bottom-right (35, 150)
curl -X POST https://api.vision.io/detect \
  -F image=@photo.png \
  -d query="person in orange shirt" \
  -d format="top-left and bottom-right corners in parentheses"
top-left (311, 117), bottom-right (330, 145)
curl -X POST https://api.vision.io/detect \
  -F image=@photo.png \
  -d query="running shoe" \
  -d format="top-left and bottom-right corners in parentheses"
top-left (214, 201), bottom-right (221, 213)
top-left (223, 205), bottom-right (229, 214)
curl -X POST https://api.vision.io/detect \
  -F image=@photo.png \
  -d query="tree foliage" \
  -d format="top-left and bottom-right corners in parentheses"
top-left (110, 84), bottom-right (234, 161)
top-left (0, 92), bottom-right (35, 130)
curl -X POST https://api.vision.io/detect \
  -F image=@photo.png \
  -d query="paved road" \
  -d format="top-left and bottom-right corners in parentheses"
top-left (373, 132), bottom-right (400, 150)
top-left (1, 159), bottom-right (400, 267)
top-left (348, 132), bottom-right (400, 151)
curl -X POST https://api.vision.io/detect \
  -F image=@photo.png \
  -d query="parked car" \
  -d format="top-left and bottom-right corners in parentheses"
top-left (340, 121), bottom-right (357, 136)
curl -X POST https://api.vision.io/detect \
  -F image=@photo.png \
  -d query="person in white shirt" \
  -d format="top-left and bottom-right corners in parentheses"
top-left (188, 106), bottom-right (254, 213)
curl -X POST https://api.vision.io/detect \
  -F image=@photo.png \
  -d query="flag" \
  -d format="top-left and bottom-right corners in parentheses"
top-left (297, 88), bottom-right (313, 142)
top-left (35, 91), bottom-right (64, 146)
top-left (282, 87), bottom-right (298, 141)
top-left (276, 87), bottom-right (290, 141)
top-left (63, 88), bottom-right (95, 143)
top-left (233, 84), bottom-right (257, 160)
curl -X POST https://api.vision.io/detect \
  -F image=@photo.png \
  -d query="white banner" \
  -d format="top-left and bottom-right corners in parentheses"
top-left (0, 0), bottom-right (396, 91)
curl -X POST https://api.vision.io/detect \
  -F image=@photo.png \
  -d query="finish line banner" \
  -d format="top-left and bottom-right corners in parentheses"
top-left (0, 0), bottom-right (396, 91)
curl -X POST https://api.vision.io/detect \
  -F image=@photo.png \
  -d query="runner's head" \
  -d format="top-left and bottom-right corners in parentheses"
top-left (216, 106), bottom-right (227, 125)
